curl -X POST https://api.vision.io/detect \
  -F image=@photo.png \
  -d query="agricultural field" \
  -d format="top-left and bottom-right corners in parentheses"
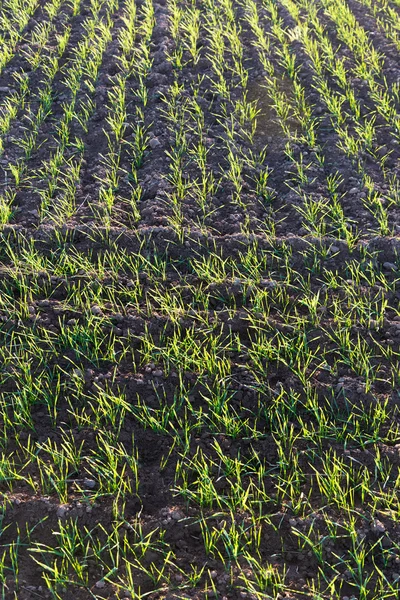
top-left (2, 0), bottom-right (400, 598)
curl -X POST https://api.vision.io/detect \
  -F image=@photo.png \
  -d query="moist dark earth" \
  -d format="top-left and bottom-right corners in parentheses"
top-left (1, 0), bottom-right (400, 598)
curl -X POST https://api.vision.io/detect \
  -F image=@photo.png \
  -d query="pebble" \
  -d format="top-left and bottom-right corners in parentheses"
top-left (95, 580), bottom-right (106, 589)
top-left (260, 279), bottom-right (277, 289)
top-left (83, 478), bottom-right (96, 489)
top-left (57, 505), bottom-right (69, 518)
top-left (377, 145), bottom-right (388, 157)
top-left (171, 510), bottom-right (183, 520)
top-left (383, 262), bottom-right (397, 271)
top-left (371, 519), bottom-right (386, 534)
top-left (349, 187), bottom-right (359, 194)
top-left (38, 300), bottom-right (50, 307)
top-left (149, 137), bottom-right (161, 149)
top-left (91, 305), bottom-right (102, 315)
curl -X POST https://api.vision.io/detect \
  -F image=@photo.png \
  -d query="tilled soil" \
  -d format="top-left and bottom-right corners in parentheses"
top-left (1, 0), bottom-right (400, 599)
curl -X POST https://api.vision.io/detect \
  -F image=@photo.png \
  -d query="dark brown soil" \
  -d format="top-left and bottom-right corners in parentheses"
top-left (1, 0), bottom-right (400, 598)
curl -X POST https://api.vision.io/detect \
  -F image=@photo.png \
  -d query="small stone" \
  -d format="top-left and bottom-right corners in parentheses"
top-left (153, 369), bottom-right (163, 377)
top-left (95, 580), bottom-right (106, 589)
top-left (289, 518), bottom-right (297, 526)
top-left (377, 145), bottom-right (388, 157)
top-left (171, 510), bottom-right (183, 520)
top-left (349, 187), bottom-right (359, 194)
top-left (383, 262), bottom-right (397, 271)
top-left (38, 300), bottom-right (50, 307)
top-left (260, 279), bottom-right (277, 289)
top-left (371, 519), bottom-right (386, 534)
top-left (83, 478), bottom-right (96, 489)
top-left (91, 305), bottom-right (102, 315)
top-left (149, 137), bottom-right (161, 149)
top-left (57, 505), bottom-right (68, 518)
